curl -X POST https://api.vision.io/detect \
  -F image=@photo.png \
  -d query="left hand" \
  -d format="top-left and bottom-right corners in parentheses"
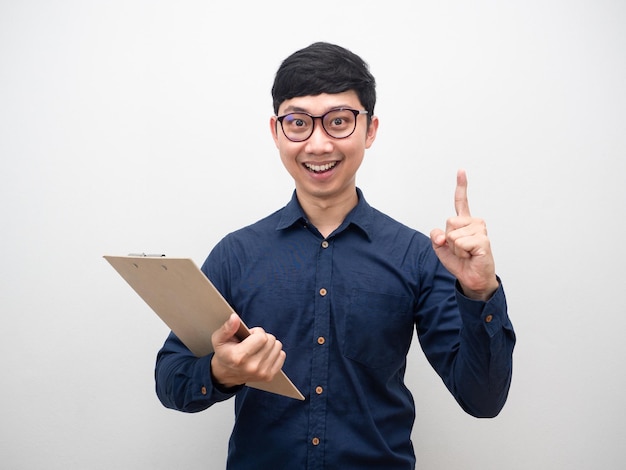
top-left (430, 169), bottom-right (499, 301)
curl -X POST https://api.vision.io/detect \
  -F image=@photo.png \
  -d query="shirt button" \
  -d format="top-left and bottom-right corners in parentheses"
top-left (317, 336), bottom-right (325, 345)
top-left (485, 314), bottom-right (493, 323)
top-left (321, 240), bottom-right (329, 248)
top-left (201, 386), bottom-right (207, 395)
top-left (315, 386), bottom-right (323, 395)
top-left (319, 288), bottom-right (327, 296)
top-left (312, 437), bottom-right (320, 446)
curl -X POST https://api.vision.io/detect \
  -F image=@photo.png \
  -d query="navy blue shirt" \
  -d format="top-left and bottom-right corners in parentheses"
top-left (155, 189), bottom-right (515, 469)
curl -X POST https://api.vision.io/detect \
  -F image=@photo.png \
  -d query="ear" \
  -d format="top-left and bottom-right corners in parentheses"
top-left (269, 116), bottom-right (280, 148)
top-left (365, 115), bottom-right (379, 149)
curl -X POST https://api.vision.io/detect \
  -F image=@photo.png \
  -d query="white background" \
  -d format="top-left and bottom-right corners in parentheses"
top-left (1, 1), bottom-right (625, 468)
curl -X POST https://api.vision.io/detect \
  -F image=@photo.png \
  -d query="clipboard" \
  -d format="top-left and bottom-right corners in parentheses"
top-left (104, 255), bottom-right (305, 401)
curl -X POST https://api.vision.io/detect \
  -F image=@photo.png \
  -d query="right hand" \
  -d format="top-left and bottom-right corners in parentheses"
top-left (210, 313), bottom-right (286, 389)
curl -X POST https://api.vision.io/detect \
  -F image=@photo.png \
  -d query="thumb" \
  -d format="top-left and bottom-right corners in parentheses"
top-left (213, 313), bottom-right (241, 345)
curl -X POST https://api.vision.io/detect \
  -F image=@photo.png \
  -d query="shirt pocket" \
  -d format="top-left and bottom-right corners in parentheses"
top-left (342, 289), bottom-right (415, 369)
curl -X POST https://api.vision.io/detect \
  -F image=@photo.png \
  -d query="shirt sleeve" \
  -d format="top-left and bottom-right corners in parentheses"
top-left (451, 278), bottom-right (515, 417)
top-left (416, 247), bottom-right (516, 418)
top-left (155, 331), bottom-right (242, 412)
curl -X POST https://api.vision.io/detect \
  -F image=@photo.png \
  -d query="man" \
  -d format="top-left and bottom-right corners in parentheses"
top-left (155, 42), bottom-right (515, 469)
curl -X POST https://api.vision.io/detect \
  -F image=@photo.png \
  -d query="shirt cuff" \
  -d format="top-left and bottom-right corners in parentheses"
top-left (455, 276), bottom-right (509, 338)
top-left (185, 354), bottom-right (243, 404)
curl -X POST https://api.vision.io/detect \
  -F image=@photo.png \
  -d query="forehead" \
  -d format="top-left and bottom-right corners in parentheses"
top-left (278, 90), bottom-right (362, 115)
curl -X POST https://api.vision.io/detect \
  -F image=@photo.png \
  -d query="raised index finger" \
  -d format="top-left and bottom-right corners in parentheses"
top-left (454, 169), bottom-right (471, 217)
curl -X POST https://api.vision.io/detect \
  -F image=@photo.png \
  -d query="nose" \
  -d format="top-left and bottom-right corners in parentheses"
top-left (305, 118), bottom-right (333, 154)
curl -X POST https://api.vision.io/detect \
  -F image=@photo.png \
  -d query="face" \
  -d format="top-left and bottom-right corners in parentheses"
top-left (270, 90), bottom-right (378, 206)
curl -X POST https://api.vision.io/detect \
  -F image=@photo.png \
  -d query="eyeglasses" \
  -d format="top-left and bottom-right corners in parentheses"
top-left (276, 108), bottom-right (368, 142)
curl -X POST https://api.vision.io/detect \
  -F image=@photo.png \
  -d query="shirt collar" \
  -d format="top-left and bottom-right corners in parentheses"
top-left (276, 188), bottom-right (374, 241)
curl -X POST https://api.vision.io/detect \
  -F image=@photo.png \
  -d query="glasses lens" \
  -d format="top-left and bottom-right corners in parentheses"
top-left (322, 109), bottom-right (357, 138)
top-left (281, 113), bottom-right (313, 141)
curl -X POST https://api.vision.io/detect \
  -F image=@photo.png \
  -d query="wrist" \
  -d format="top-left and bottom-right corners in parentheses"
top-left (458, 276), bottom-right (500, 301)
top-left (210, 355), bottom-right (244, 390)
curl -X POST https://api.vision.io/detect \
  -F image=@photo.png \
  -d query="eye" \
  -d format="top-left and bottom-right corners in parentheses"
top-left (325, 110), bottom-right (355, 130)
top-left (284, 113), bottom-right (310, 128)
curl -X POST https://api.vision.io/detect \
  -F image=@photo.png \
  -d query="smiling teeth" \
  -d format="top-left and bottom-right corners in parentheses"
top-left (305, 162), bottom-right (337, 173)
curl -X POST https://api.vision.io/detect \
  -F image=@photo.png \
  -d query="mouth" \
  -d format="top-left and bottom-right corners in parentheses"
top-left (304, 161), bottom-right (338, 174)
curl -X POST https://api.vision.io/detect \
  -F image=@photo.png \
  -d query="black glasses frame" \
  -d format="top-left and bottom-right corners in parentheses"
top-left (276, 108), bottom-right (368, 142)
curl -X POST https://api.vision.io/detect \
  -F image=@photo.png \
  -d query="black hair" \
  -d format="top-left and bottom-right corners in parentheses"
top-left (271, 42), bottom-right (376, 119)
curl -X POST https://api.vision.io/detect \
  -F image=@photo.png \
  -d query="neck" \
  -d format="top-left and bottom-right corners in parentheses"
top-left (296, 188), bottom-right (358, 239)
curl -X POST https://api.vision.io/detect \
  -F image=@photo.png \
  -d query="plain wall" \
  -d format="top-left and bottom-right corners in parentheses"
top-left (1, 1), bottom-right (625, 468)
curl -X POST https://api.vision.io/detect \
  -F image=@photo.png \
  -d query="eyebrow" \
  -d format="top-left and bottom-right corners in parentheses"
top-left (281, 104), bottom-right (354, 115)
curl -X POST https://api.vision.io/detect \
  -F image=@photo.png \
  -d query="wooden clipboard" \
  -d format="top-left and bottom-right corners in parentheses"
top-left (104, 255), bottom-right (304, 401)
